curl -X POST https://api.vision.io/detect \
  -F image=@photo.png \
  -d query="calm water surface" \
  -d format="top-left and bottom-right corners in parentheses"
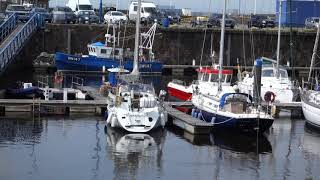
top-left (0, 114), bottom-right (319, 180)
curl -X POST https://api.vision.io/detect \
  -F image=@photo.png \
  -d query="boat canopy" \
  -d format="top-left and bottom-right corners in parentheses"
top-left (196, 67), bottom-right (233, 75)
top-left (91, 42), bottom-right (105, 46)
top-left (219, 93), bottom-right (253, 108)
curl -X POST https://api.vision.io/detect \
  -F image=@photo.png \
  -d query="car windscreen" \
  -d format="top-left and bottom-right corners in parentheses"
top-left (78, 5), bottom-right (93, 10)
top-left (111, 12), bottom-right (123, 16)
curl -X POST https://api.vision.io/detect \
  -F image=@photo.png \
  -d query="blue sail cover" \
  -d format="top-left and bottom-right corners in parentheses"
top-left (219, 93), bottom-right (253, 108)
top-left (91, 42), bottom-right (105, 46)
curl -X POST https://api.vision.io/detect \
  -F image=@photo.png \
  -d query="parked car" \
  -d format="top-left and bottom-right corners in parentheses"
top-left (305, 17), bottom-right (320, 29)
top-left (5, 4), bottom-right (32, 22)
top-left (32, 7), bottom-right (52, 23)
top-left (248, 15), bottom-right (275, 28)
top-left (52, 6), bottom-right (76, 24)
top-left (206, 16), bottom-right (219, 28)
top-left (216, 16), bottom-right (236, 29)
top-left (104, 11), bottom-right (127, 24)
top-left (146, 10), bottom-right (164, 25)
top-left (77, 11), bottom-right (99, 24)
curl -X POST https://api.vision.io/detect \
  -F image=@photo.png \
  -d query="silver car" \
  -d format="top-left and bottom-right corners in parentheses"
top-left (305, 17), bottom-right (320, 28)
top-left (52, 6), bottom-right (76, 24)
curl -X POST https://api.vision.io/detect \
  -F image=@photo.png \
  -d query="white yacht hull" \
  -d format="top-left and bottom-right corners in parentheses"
top-left (302, 100), bottom-right (320, 127)
top-left (106, 105), bottom-right (167, 133)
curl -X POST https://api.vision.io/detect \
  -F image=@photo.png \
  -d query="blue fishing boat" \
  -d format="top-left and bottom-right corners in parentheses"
top-left (55, 23), bottom-right (162, 73)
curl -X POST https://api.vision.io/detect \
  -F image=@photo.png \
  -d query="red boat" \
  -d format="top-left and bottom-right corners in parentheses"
top-left (167, 66), bottom-right (233, 101)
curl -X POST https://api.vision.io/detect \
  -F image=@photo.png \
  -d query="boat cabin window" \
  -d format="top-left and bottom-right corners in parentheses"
top-left (101, 49), bottom-right (107, 54)
top-left (279, 69), bottom-right (288, 78)
top-left (202, 73), bottom-right (210, 82)
top-left (114, 49), bottom-right (119, 56)
top-left (210, 74), bottom-right (218, 82)
top-left (224, 74), bottom-right (231, 83)
top-left (262, 69), bottom-right (274, 77)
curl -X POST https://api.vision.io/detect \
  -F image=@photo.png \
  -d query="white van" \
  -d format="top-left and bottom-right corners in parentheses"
top-left (129, 1), bottom-right (157, 23)
top-left (66, 0), bottom-right (94, 15)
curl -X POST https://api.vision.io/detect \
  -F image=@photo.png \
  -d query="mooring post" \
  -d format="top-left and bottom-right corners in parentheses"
top-left (253, 58), bottom-right (262, 107)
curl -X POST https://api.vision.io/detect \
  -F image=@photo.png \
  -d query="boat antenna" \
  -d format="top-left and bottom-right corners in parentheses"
top-left (131, 0), bottom-right (142, 76)
top-left (308, 23), bottom-right (320, 83)
top-left (218, 0), bottom-right (227, 92)
top-left (276, 0), bottom-right (282, 79)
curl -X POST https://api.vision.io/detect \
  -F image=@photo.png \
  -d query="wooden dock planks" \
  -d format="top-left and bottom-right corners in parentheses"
top-left (164, 103), bottom-right (213, 135)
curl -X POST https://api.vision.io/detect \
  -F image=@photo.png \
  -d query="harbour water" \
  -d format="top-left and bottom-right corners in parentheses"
top-left (0, 114), bottom-right (319, 180)
top-left (1, 71), bottom-right (319, 179)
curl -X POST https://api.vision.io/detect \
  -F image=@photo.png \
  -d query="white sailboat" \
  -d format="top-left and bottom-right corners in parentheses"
top-left (105, 0), bottom-right (167, 133)
top-left (301, 22), bottom-right (320, 128)
top-left (238, 0), bottom-right (299, 104)
top-left (191, 0), bottom-right (273, 133)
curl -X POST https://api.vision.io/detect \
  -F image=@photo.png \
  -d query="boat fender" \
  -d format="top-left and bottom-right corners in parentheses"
top-left (211, 117), bottom-right (216, 124)
top-left (160, 113), bottom-right (166, 128)
top-left (197, 112), bottom-right (202, 120)
top-left (111, 116), bottom-right (117, 128)
top-left (264, 91), bottom-right (276, 103)
top-left (191, 108), bottom-right (196, 117)
top-left (106, 113), bottom-right (112, 124)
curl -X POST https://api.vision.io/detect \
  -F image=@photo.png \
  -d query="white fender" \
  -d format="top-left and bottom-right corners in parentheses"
top-left (106, 113), bottom-right (112, 125)
top-left (111, 116), bottom-right (117, 128)
top-left (160, 112), bottom-right (167, 127)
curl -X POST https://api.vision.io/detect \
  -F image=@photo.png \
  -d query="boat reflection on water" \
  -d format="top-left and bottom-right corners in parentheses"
top-left (104, 127), bottom-right (166, 179)
top-left (168, 127), bottom-right (272, 154)
top-left (302, 124), bottom-right (320, 157)
top-left (211, 130), bottom-right (272, 154)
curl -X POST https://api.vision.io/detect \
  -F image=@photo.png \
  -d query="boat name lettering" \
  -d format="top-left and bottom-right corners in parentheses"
top-left (139, 64), bottom-right (152, 69)
top-left (67, 57), bottom-right (80, 61)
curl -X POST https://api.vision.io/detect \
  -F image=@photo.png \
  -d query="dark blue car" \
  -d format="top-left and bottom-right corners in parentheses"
top-left (32, 7), bottom-right (52, 23)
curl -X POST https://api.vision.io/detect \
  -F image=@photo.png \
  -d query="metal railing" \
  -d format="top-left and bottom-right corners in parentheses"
top-left (0, 13), bottom-right (44, 74)
top-left (0, 13), bottom-right (18, 43)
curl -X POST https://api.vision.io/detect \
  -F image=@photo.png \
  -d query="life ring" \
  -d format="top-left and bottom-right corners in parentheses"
top-left (264, 91), bottom-right (276, 103)
top-left (54, 73), bottom-right (63, 84)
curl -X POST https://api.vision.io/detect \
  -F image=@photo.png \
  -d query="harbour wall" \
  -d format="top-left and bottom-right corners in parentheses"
top-left (41, 24), bottom-right (317, 68)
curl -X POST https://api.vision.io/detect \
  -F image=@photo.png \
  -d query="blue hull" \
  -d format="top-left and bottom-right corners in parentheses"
top-left (197, 109), bottom-right (273, 133)
top-left (55, 52), bottom-right (163, 73)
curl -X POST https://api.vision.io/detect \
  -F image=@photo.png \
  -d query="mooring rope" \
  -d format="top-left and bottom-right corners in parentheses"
top-left (199, 110), bottom-right (234, 125)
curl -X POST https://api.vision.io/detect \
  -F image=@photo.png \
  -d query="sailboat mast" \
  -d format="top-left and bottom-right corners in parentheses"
top-left (132, 0), bottom-right (142, 75)
top-left (308, 23), bottom-right (320, 83)
top-left (218, 0), bottom-right (226, 91)
top-left (276, 0), bottom-right (282, 79)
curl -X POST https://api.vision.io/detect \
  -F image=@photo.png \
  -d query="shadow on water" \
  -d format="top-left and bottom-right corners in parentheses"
top-left (104, 126), bottom-right (166, 180)
top-left (167, 126), bottom-right (272, 154)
